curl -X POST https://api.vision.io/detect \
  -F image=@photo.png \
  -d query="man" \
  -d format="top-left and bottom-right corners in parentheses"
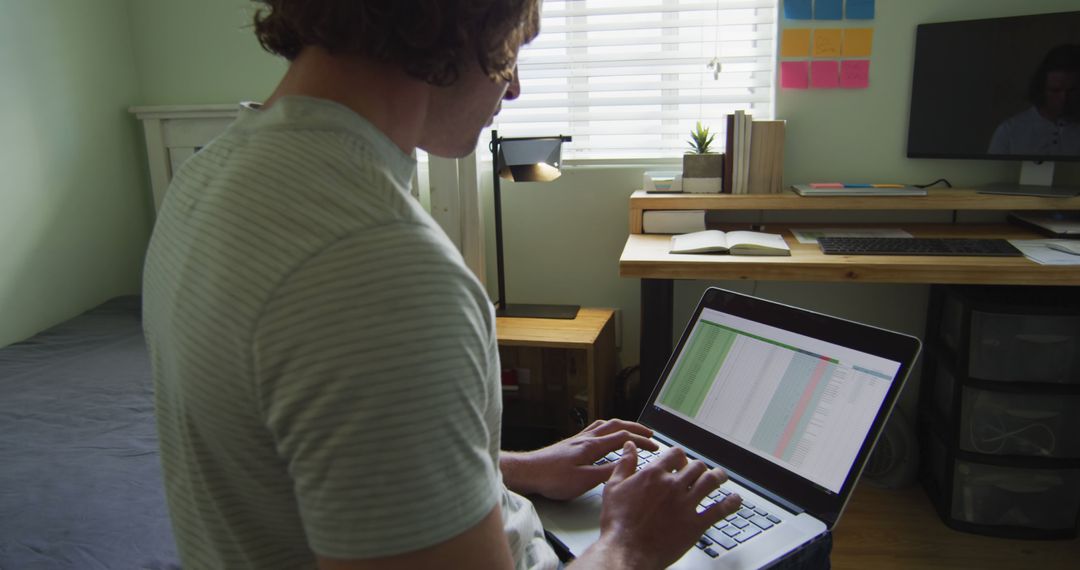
top-left (143, 1), bottom-right (741, 568)
top-left (989, 43), bottom-right (1080, 156)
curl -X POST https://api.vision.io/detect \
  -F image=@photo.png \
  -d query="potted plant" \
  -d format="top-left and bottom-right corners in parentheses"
top-left (682, 121), bottom-right (724, 180)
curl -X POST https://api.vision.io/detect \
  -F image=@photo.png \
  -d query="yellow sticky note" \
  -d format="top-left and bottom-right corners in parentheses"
top-left (813, 29), bottom-right (842, 58)
top-left (843, 28), bottom-right (874, 57)
top-left (781, 29), bottom-right (811, 57)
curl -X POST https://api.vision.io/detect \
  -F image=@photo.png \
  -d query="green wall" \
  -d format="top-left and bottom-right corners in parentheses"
top-left (0, 0), bottom-right (150, 347)
top-left (119, 0), bottom-right (1079, 380)
top-left (127, 0), bottom-right (284, 105)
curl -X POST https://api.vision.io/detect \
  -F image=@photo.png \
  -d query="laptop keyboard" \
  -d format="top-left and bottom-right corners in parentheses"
top-left (594, 446), bottom-right (782, 557)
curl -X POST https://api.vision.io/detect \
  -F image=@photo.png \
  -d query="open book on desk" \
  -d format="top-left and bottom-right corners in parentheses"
top-left (670, 229), bottom-right (791, 256)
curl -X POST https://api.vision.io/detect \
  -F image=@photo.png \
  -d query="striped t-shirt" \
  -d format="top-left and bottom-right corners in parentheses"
top-left (143, 96), bottom-right (557, 569)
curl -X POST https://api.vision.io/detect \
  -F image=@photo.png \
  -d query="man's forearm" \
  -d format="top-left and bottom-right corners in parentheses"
top-left (499, 451), bottom-right (543, 496)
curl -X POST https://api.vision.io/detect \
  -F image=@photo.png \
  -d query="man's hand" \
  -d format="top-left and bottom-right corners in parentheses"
top-left (573, 441), bottom-right (742, 570)
top-left (500, 419), bottom-right (659, 500)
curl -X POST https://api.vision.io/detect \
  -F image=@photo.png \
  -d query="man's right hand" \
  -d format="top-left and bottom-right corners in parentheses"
top-left (571, 441), bottom-right (742, 569)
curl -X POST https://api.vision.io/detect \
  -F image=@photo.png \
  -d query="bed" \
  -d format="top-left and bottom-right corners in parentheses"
top-left (0, 296), bottom-right (179, 569)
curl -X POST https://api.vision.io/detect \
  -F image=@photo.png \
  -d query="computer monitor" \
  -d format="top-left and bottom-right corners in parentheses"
top-left (906, 11), bottom-right (1080, 197)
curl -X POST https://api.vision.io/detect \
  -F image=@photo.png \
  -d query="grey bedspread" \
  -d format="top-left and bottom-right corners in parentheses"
top-left (0, 296), bottom-right (179, 569)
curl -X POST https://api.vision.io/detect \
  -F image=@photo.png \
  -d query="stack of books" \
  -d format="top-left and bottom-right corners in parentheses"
top-left (723, 111), bottom-right (786, 194)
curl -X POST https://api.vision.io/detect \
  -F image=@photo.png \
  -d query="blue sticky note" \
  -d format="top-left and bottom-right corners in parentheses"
top-left (847, 0), bottom-right (876, 19)
top-left (814, 0), bottom-right (843, 20)
top-left (784, 0), bottom-right (813, 20)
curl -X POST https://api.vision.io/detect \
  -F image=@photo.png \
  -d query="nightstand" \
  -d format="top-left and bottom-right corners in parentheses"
top-left (497, 308), bottom-right (617, 448)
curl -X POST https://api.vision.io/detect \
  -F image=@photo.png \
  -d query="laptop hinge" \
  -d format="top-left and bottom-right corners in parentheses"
top-left (652, 432), bottom-right (806, 516)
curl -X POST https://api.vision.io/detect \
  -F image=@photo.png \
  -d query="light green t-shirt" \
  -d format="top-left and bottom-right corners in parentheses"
top-left (143, 96), bottom-right (557, 569)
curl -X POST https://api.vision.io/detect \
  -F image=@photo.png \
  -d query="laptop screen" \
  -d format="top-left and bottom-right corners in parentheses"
top-left (639, 288), bottom-right (920, 527)
top-left (654, 308), bottom-right (901, 494)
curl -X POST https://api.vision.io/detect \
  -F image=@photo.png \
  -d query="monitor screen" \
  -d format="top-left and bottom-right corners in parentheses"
top-left (907, 12), bottom-right (1080, 162)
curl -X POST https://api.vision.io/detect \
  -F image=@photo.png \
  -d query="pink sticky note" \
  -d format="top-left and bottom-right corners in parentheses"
top-left (781, 61), bottom-right (810, 89)
top-left (840, 59), bottom-right (870, 89)
top-left (811, 61), bottom-right (840, 89)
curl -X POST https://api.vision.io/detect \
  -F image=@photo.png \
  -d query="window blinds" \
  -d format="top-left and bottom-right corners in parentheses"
top-left (489, 0), bottom-right (778, 160)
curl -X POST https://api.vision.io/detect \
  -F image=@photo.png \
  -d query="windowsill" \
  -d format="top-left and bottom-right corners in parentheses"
top-left (560, 157), bottom-right (682, 170)
top-left (423, 154), bottom-right (685, 172)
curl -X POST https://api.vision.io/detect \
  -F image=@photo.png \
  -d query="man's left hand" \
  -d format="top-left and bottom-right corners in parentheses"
top-left (500, 419), bottom-right (659, 501)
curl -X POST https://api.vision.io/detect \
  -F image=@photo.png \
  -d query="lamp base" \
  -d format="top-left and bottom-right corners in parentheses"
top-left (497, 303), bottom-right (580, 320)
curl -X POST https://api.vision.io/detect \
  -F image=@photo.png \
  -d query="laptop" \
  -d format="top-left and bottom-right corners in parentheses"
top-left (534, 287), bottom-right (921, 569)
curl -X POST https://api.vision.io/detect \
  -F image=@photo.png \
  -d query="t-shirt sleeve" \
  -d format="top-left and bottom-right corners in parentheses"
top-left (252, 223), bottom-right (501, 560)
top-left (988, 120), bottom-right (1012, 155)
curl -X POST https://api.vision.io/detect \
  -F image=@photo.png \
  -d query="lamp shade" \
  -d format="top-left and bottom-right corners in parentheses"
top-left (496, 136), bottom-right (570, 182)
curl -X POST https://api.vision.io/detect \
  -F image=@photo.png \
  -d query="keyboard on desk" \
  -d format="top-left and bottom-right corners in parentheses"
top-left (594, 446), bottom-right (781, 557)
top-left (817, 236), bottom-right (1023, 256)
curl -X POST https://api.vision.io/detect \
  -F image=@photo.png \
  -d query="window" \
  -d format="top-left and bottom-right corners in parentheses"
top-left (489, 0), bottom-right (778, 161)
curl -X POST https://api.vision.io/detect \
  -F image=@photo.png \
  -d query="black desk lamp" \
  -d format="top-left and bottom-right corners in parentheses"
top-left (489, 130), bottom-right (578, 319)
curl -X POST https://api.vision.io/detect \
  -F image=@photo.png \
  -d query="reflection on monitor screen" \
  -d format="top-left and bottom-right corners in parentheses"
top-left (907, 11), bottom-right (1080, 163)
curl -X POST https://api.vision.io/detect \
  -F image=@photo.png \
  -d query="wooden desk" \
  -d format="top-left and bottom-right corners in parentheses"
top-left (496, 308), bottom-right (616, 443)
top-left (622, 223), bottom-right (1079, 285)
top-left (620, 190), bottom-right (1080, 411)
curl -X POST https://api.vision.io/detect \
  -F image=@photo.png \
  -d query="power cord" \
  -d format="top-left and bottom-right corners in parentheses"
top-left (969, 414), bottom-right (1057, 456)
top-left (912, 178), bottom-right (953, 189)
top-left (911, 178), bottom-right (956, 221)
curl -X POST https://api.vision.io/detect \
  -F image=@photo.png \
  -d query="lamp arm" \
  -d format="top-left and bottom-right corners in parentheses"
top-left (491, 130), bottom-right (508, 312)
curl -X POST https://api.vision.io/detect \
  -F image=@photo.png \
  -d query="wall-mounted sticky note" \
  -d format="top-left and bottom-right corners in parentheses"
top-left (814, 0), bottom-right (843, 20)
top-left (811, 61), bottom-right (840, 89)
top-left (843, 28), bottom-right (874, 57)
top-left (840, 59), bottom-right (871, 89)
top-left (781, 61), bottom-right (810, 89)
top-left (847, 0), bottom-right (876, 20)
top-left (781, 29), bottom-right (812, 57)
top-left (813, 29), bottom-right (843, 58)
top-left (784, 0), bottom-right (812, 20)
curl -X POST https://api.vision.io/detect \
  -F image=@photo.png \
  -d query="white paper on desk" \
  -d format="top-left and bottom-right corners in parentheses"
top-left (790, 228), bottom-right (914, 245)
top-left (1009, 240), bottom-right (1080, 265)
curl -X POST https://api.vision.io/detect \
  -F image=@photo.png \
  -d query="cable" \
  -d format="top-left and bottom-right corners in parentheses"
top-left (912, 178), bottom-right (953, 189)
top-left (968, 413), bottom-right (1057, 456)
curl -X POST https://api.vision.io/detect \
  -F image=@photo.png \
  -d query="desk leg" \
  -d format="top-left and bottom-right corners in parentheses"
top-left (636, 278), bottom-right (674, 415)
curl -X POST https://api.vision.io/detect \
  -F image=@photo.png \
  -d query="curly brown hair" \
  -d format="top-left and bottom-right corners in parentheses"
top-left (253, 0), bottom-right (540, 87)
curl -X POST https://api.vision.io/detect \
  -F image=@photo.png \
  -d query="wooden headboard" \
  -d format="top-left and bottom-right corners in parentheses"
top-left (129, 105), bottom-right (237, 211)
top-left (129, 104), bottom-right (485, 282)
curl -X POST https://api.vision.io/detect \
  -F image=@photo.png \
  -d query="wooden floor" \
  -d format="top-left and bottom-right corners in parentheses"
top-left (832, 484), bottom-right (1080, 569)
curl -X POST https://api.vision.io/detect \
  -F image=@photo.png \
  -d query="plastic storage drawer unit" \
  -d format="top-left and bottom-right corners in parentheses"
top-left (921, 285), bottom-right (1080, 539)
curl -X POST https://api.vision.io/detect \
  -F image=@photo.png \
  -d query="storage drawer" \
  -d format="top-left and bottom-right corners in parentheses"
top-left (935, 286), bottom-right (1080, 384)
top-left (923, 429), bottom-right (1080, 535)
top-left (959, 386), bottom-right (1080, 458)
top-left (967, 310), bottom-right (1080, 383)
top-left (950, 461), bottom-right (1080, 530)
top-left (931, 361), bottom-right (1080, 459)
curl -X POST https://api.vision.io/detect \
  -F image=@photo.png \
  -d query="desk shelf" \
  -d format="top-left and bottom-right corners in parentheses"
top-left (628, 189), bottom-right (1080, 233)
